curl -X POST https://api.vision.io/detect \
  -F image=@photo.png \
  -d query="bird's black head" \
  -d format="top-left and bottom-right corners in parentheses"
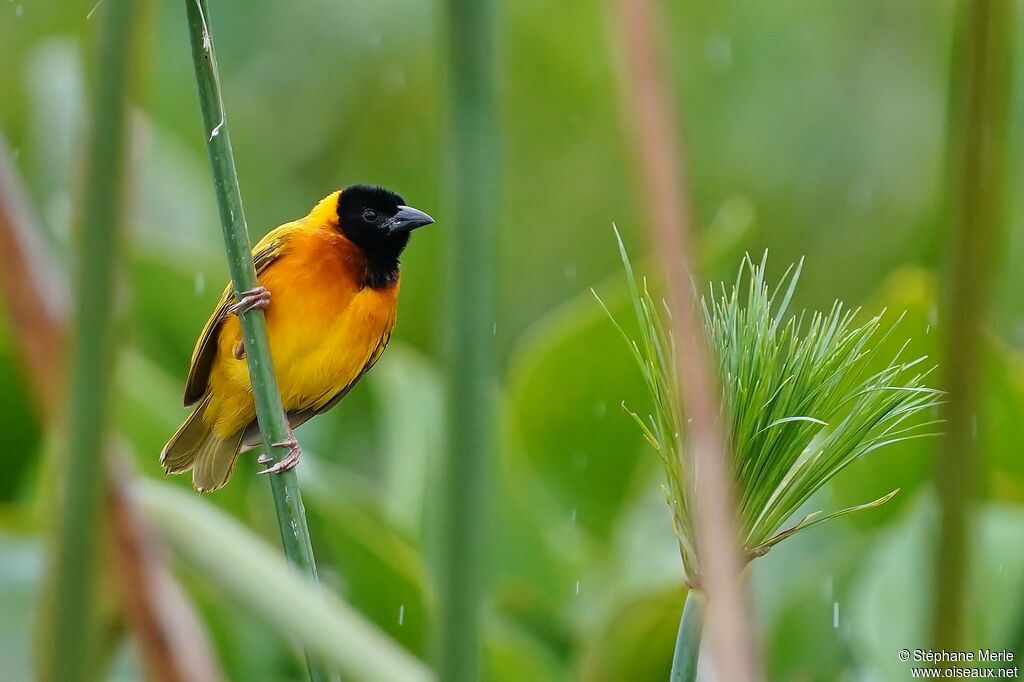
top-left (336, 184), bottom-right (434, 288)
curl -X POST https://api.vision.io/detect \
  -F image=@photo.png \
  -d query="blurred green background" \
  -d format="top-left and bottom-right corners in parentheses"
top-left (2, 0), bottom-right (1023, 680)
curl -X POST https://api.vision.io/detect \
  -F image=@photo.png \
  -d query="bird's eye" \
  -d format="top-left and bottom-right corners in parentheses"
top-left (362, 209), bottom-right (378, 222)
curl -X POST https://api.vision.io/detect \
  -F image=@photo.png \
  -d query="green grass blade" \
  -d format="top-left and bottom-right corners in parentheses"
top-left (747, 488), bottom-right (900, 558)
top-left (138, 481), bottom-right (433, 682)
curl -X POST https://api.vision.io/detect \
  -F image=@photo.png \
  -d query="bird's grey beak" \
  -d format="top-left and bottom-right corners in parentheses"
top-left (388, 205), bottom-right (434, 233)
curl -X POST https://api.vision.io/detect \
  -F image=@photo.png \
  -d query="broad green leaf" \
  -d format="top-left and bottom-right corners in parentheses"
top-left (137, 480), bottom-right (433, 682)
top-left (366, 344), bottom-right (444, 532)
top-left (299, 458), bottom-right (431, 657)
top-left (490, 429), bottom-right (591, 658)
top-left (508, 285), bottom-right (650, 540)
top-left (484, 616), bottom-right (566, 682)
top-left (576, 586), bottom-right (682, 682)
top-left (849, 493), bottom-right (1024, 679)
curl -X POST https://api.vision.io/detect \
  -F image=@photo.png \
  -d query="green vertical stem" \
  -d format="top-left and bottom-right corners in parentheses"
top-left (183, 2), bottom-right (330, 680)
top-left (670, 590), bottom-right (703, 682)
top-left (933, 0), bottom-right (1013, 652)
top-left (437, 0), bottom-right (499, 678)
top-left (49, 0), bottom-right (143, 680)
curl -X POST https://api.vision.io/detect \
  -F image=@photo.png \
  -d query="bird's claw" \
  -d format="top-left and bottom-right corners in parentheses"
top-left (228, 286), bottom-right (271, 316)
top-left (258, 436), bottom-right (301, 475)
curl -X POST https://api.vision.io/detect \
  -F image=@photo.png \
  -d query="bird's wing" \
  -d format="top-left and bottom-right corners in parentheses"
top-left (182, 225), bottom-right (296, 406)
top-left (240, 330), bottom-right (392, 448)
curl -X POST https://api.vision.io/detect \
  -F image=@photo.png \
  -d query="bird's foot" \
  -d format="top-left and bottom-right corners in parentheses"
top-left (258, 433), bottom-right (301, 475)
top-left (228, 286), bottom-right (271, 316)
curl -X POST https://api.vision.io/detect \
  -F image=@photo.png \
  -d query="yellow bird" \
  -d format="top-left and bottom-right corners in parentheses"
top-left (161, 185), bottom-right (433, 491)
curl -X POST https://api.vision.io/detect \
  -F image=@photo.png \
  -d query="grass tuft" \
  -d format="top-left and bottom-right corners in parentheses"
top-left (596, 230), bottom-right (943, 583)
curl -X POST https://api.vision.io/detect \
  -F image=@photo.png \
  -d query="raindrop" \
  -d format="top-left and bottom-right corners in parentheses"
top-left (194, 271), bottom-right (206, 296)
top-left (15, 3), bottom-right (23, 17)
top-left (492, 322), bottom-right (497, 336)
top-left (832, 602), bottom-right (839, 629)
top-left (398, 604), bottom-right (405, 625)
top-left (575, 580), bottom-right (581, 596)
top-left (569, 508), bottom-right (577, 524)
top-left (564, 263), bottom-right (577, 280)
top-left (87, 0), bottom-right (105, 19)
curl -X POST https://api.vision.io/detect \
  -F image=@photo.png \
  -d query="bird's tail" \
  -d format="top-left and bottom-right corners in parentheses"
top-left (160, 396), bottom-right (245, 493)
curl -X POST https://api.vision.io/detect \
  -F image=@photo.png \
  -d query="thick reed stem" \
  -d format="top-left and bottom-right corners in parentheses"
top-left (436, 0), bottom-right (500, 678)
top-left (933, 0), bottom-right (1013, 652)
top-left (50, 0), bottom-right (143, 679)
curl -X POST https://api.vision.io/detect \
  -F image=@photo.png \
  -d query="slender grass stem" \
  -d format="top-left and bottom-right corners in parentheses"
top-left (49, 1), bottom-right (143, 679)
top-left (612, 0), bottom-right (760, 679)
top-left (436, 0), bottom-right (499, 677)
top-left (670, 590), bottom-right (703, 682)
top-left (183, 2), bottom-right (330, 680)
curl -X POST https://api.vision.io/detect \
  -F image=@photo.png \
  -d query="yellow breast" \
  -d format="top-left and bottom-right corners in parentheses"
top-left (205, 226), bottom-right (399, 438)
